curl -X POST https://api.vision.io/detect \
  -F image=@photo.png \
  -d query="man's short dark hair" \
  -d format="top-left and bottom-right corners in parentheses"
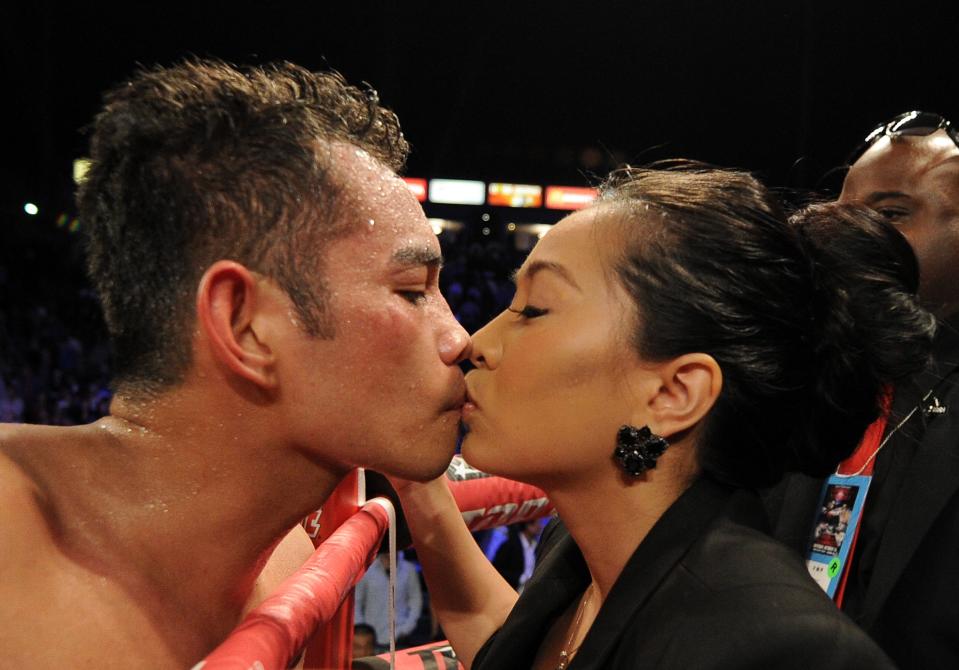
top-left (353, 623), bottom-right (376, 638)
top-left (78, 59), bottom-right (409, 395)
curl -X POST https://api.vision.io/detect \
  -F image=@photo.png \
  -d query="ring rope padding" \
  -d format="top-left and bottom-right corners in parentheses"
top-left (196, 498), bottom-right (392, 670)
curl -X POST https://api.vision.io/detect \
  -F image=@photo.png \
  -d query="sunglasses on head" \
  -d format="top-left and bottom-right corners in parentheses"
top-left (847, 110), bottom-right (959, 165)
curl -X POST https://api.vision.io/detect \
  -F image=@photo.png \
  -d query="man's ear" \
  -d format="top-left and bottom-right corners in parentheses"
top-left (639, 353), bottom-right (722, 439)
top-left (196, 261), bottom-right (278, 390)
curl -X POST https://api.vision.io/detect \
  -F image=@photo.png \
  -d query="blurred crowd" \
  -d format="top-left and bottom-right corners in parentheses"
top-left (0, 227), bottom-right (113, 425)
top-left (0, 219), bottom-right (524, 425)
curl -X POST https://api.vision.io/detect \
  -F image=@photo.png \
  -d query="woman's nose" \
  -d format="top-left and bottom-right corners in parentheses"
top-left (469, 311), bottom-right (506, 369)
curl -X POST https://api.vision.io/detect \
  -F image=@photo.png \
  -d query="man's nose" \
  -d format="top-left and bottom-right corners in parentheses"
top-left (438, 308), bottom-right (471, 365)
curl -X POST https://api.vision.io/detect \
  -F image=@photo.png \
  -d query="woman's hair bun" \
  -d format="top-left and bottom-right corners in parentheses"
top-left (785, 202), bottom-right (936, 476)
top-left (600, 162), bottom-right (936, 487)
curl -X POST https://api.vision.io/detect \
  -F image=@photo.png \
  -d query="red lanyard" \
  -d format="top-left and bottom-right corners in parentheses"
top-left (832, 391), bottom-right (892, 607)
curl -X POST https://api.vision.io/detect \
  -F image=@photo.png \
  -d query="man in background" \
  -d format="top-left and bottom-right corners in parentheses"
top-left (353, 623), bottom-right (378, 659)
top-left (770, 111), bottom-right (959, 668)
top-left (492, 519), bottom-right (543, 593)
top-left (355, 549), bottom-right (424, 652)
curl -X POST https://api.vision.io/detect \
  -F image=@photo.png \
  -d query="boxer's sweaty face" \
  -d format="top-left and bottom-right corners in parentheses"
top-left (281, 145), bottom-right (469, 480)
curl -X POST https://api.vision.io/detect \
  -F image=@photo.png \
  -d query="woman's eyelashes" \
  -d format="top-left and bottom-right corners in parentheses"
top-left (507, 304), bottom-right (550, 319)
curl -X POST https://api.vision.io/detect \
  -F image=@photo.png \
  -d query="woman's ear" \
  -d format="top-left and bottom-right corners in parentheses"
top-left (196, 260), bottom-right (278, 390)
top-left (642, 353), bottom-right (722, 439)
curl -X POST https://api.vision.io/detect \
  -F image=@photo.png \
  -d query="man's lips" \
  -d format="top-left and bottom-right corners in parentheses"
top-left (462, 381), bottom-right (480, 420)
top-left (443, 378), bottom-right (468, 412)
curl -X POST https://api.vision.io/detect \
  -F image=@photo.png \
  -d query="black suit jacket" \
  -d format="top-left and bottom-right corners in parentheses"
top-left (766, 324), bottom-right (959, 669)
top-left (493, 530), bottom-right (527, 590)
top-left (474, 477), bottom-right (892, 670)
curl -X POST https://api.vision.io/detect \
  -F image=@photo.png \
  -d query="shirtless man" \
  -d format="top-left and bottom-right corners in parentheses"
top-left (0, 60), bottom-right (470, 669)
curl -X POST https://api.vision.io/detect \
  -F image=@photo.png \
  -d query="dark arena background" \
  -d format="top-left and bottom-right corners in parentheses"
top-left (0, 7), bottom-right (954, 425)
top-left (2, 0), bottom-right (957, 423)
top-left (1, 1), bottom-right (958, 665)
top-left (0, 0), bottom-right (955, 429)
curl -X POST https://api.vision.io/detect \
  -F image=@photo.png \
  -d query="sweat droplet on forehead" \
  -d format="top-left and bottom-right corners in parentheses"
top-left (328, 142), bottom-right (435, 246)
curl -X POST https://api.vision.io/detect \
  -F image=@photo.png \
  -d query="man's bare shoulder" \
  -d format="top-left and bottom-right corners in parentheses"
top-left (0, 423), bottom-right (185, 668)
top-left (244, 524), bottom-right (315, 615)
top-left (0, 423), bottom-right (60, 555)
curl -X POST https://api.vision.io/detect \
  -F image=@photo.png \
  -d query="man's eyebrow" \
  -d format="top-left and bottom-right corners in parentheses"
top-left (513, 259), bottom-right (581, 291)
top-left (392, 246), bottom-right (443, 268)
top-left (866, 191), bottom-right (911, 205)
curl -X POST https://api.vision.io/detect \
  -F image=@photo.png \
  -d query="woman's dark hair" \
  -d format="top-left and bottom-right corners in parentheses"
top-left (598, 161), bottom-right (936, 487)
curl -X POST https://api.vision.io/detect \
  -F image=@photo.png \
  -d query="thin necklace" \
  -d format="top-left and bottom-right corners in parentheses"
top-left (834, 389), bottom-right (934, 478)
top-left (556, 584), bottom-right (593, 670)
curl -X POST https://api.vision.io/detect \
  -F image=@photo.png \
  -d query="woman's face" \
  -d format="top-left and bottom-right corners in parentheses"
top-left (462, 207), bottom-right (653, 487)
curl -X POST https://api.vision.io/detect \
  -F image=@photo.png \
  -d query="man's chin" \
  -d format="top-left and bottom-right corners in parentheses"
top-left (366, 423), bottom-right (459, 482)
top-left (404, 446), bottom-right (458, 483)
top-left (366, 449), bottom-right (455, 488)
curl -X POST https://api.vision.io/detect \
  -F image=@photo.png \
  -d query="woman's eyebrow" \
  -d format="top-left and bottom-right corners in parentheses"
top-left (512, 260), bottom-right (581, 291)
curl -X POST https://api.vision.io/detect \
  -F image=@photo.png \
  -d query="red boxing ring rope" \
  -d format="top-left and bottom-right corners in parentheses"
top-left (195, 499), bottom-right (392, 670)
top-left (199, 460), bottom-right (554, 669)
top-left (443, 456), bottom-right (552, 531)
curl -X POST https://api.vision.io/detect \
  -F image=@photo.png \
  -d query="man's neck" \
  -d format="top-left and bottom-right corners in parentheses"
top-left (47, 389), bottom-right (343, 648)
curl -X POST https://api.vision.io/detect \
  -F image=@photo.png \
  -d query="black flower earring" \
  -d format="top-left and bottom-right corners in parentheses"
top-left (613, 425), bottom-right (670, 476)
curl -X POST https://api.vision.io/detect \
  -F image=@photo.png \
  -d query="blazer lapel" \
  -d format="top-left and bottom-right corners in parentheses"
top-left (477, 528), bottom-right (590, 669)
top-left (569, 478), bottom-right (734, 670)
top-left (861, 333), bottom-right (959, 628)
